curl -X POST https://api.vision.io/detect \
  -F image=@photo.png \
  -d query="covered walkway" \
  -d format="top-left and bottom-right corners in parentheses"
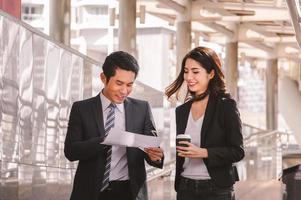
top-left (1, 1), bottom-right (301, 200)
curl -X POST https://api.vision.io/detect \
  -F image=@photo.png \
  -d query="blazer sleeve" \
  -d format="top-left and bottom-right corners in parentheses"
top-left (205, 99), bottom-right (245, 167)
top-left (64, 102), bottom-right (104, 161)
top-left (143, 102), bottom-right (164, 168)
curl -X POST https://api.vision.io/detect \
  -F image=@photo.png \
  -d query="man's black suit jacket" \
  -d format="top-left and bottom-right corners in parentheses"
top-left (64, 95), bottom-right (163, 200)
top-left (175, 94), bottom-right (245, 191)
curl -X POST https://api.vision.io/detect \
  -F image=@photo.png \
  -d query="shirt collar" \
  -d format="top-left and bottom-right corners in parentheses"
top-left (100, 91), bottom-right (124, 113)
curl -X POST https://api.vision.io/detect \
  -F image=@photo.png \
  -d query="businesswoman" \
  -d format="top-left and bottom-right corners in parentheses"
top-left (165, 46), bottom-right (244, 200)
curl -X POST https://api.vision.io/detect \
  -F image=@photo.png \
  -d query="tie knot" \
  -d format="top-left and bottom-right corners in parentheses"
top-left (108, 103), bottom-right (116, 109)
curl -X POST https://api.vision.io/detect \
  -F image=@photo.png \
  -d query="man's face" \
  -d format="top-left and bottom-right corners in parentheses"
top-left (101, 68), bottom-right (136, 104)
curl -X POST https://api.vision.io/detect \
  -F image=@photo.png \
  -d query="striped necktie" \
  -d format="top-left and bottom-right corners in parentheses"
top-left (101, 103), bottom-right (116, 191)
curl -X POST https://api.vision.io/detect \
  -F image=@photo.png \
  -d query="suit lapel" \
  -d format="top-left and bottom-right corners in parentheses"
top-left (124, 98), bottom-right (134, 170)
top-left (201, 94), bottom-right (217, 146)
top-left (124, 98), bottom-right (133, 132)
top-left (92, 94), bottom-right (105, 137)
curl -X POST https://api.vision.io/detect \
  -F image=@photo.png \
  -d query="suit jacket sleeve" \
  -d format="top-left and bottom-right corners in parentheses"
top-left (64, 102), bottom-right (104, 161)
top-left (143, 102), bottom-right (164, 168)
top-left (205, 99), bottom-right (245, 167)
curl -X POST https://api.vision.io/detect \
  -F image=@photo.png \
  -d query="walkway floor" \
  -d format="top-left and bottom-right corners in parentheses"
top-left (235, 180), bottom-right (282, 200)
top-left (148, 177), bottom-right (282, 200)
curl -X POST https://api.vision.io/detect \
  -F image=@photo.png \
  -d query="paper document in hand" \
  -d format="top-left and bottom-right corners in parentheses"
top-left (102, 127), bottom-right (160, 148)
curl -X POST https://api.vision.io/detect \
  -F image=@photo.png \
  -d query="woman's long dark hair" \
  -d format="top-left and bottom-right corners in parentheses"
top-left (165, 46), bottom-right (228, 101)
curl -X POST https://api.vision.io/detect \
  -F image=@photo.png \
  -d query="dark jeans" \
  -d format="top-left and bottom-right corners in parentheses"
top-left (98, 180), bottom-right (133, 200)
top-left (177, 176), bottom-right (235, 200)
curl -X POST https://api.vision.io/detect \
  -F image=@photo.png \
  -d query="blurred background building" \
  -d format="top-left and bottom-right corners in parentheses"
top-left (1, 0), bottom-right (301, 199)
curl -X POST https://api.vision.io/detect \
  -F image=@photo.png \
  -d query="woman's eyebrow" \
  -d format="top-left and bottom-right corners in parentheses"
top-left (184, 67), bottom-right (201, 70)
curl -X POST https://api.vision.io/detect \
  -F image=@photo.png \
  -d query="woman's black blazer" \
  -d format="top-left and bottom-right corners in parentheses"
top-left (175, 94), bottom-right (245, 190)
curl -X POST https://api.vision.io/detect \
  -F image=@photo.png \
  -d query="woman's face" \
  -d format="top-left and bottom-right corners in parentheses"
top-left (183, 58), bottom-right (214, 95)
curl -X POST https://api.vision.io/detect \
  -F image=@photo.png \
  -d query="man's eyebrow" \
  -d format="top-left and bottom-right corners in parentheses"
top-left (116, 80), bottom-right (134, 85)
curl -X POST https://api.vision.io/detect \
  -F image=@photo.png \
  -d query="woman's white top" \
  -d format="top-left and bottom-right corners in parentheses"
top-left (181, 111), bottom-right (211, 180)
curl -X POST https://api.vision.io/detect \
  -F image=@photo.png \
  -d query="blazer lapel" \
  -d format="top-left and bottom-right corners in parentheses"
top-left (124, 98), bottom-right (135, 168)
top-left (201, 94), bottom-right (217, 146)
top-left (176, 101), bottom-right (192, 167)
top-left (92, 94), bottom-right (105, 137)
top-left (124, 98), bottom-right (133, 132)
top-left (177, 100), bottom-right (192, 135)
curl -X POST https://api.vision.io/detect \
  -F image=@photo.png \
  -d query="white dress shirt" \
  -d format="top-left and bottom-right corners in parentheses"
top-left (100, 92), bottom-right (129, 181)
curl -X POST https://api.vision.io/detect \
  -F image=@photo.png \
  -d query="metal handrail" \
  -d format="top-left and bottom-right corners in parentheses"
top-left (145, 125), bottom-right (289, 182)
top-left (244, 129), bottom-right (291, 143)
top-left (242, 123), bottom-right (266, 132)
top-left (244, 130), bottom-right (278, 143)
top-left (0, 9), bottom-right (100, 66)
top-left (242, 123), bottom-right (291, 142)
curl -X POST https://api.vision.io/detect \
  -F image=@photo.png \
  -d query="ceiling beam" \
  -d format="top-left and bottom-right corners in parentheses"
top-left (147, 11), bottom-right (176, 25)
top-left (191, 2), bottom-right (290, 22)
top-left (243, 41), bottom-right (274, 52)
top-left (240, 23), bottom-right (278, 37)
top-left (194, 31), bottom-right (211, 41)
top-left (192, 1), bottom-right (287, 9)
top-left (156, 0), bottom-right (186, 13)
top-left (204, 7), bottom-right (235, 16)
top-left (202, 22), bottom-right (234, 38)
top-left (275, 0), bottom-right (283, 7)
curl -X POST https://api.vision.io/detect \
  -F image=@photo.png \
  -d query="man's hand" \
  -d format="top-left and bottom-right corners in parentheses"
top-left (144, 147), bottom-right (164, 162)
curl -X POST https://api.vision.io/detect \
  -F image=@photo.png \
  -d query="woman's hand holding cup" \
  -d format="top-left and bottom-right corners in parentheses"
top-left (176, 134), bottom-right (191, 157)
top-left (176, 134), bottom-right (208, 158)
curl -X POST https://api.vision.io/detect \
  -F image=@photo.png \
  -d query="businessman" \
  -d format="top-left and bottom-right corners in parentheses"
top-left (64, 51), bottom-right (164, 200)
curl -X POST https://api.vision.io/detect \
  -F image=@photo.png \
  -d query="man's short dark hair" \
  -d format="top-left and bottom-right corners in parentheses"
top-left (102, 51), bottom-right (139, 81)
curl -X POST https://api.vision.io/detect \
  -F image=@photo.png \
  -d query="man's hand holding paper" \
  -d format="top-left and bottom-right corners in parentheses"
top-left (144, 147), bottom-right (163, 162)
top-left (101, 127), bottom-right (161, 148)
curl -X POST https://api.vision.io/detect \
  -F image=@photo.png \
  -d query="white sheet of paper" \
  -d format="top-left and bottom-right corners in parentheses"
top-left (101, 127), bottom-right (160, 148)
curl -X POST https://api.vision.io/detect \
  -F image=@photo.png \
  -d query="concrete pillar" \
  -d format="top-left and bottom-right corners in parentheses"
top-left (107, 7), bottom-right (114, 54)
top-left (176, 0), bottom-right (191, 75)
top-left (118, 0), bottom-right (136, 56)
top-left (225, 42), bottom-right (239, 100)
top-left (48, 0), bottom-right (71, 45)
top-left (266, 59), bottom-right (278, 130)
top-left (193, 33), bottom-right (200, 48)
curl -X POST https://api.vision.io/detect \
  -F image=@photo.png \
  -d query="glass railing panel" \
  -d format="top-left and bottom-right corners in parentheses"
top-left (18, 25), bottom-right (34, 166)
top-left (83, 60), bottom-right (94, 98)
top-left (254, 135), bottom-right (278, 179)
top-left (89, 61), bottom-right (101, 97)
top-left (0, 17), bottom-right (3, 195)
top-left (45, 41), bottom-right (61, 168)
top-left (32, 34), bottom-right (48, 167)
top-left (0, 11), bottom-right (92, 199)
top-left (241, 126), bottom-right (283, 180)
top-left (71, 55), bottom-right (84, 102)
top-left (1, 15), bottom-right (20, 164)
top-left (0, 11), bottom-right (3, 166)
top-left (58, 49), bottom-right (72, 170)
